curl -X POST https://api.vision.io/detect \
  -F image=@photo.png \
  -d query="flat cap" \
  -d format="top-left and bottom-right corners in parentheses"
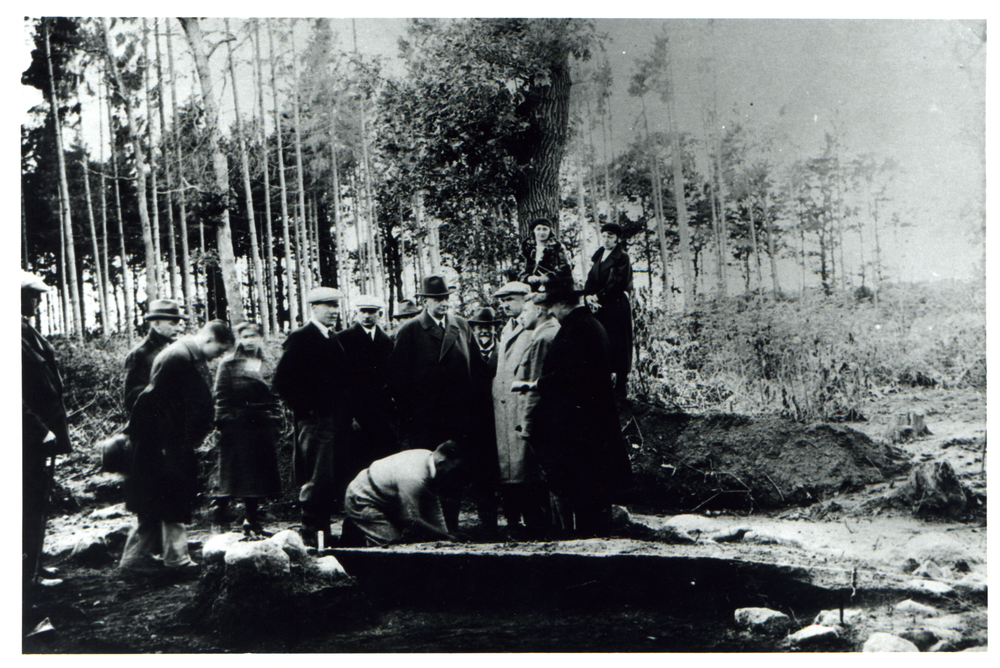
top-left (21, 271), bottom-right (50, 292)
top-left (307, 286), bottom-right (344, 304)
top-left (493, 281), bottom-right (531, 298)
top-left (354, 294), bottom-right (384, 310)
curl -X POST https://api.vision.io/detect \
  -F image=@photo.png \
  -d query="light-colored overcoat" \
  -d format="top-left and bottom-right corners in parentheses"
top-left (491, 313), bottom-right (533, 482)
top-left (513, 316), bottom-right (560, 443)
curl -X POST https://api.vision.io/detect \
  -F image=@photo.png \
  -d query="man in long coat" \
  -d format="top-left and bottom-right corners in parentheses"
top-left (339, 295), bottom-right (397, 472)
top-left (528, 277), bottom-right (632, 538)
top-left (121, 321), bottom-right (234, 570)
top-left (273, 287), bottom-right (356, 548)
top-left (122, 299), bottom-right (188, 415)
top-left (468, 306), bottom-right (500, 532)
top-left (388, 275), bottom-right (475, 530)
top-left (22, 272), bottom-right (72, 589)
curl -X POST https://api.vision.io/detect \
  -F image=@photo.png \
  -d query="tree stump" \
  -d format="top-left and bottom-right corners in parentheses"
top-left (885, 412), bottom-right (932, 444)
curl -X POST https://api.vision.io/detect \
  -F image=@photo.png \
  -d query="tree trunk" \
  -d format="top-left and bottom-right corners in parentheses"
top-left (166, 19), bottom-right (195, 313)
top-left (670, 131), bottom-right (693, 309)
top-left (762, 188), bottom-right (781, 296)
top-left (142, 19), bottom-right (164, 295)
top-left (105, 69), bottom-right (134, 339)
top-left (250, 21), bottom-right (279, 333)
top-left (226, 18), bottom-right (269, 337)
top-left (154, 19), bottom-right (179, 299)
top-left (21, 191), bottom-right (29, 270)
top-left (44, 20), bottom-right (83, 336)
top-left (81, 155), bottom-right (109, 334)
top-left (268, 22), bottom-right (298, 328)
top-left (330, 142), bottom-right (345, 291)
top-left (179, 17), bottom-right (246, 326)
top-left (575, 153), bottom-right (589, 283)
top-left (650, 151), bottom-right (671, 306)
top-left (290, 25), bottom-right (312, 304)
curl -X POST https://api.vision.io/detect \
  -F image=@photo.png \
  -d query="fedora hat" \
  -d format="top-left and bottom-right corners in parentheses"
top-left (535, 276), bottom-right (586, 307)
top-left (392, 299), bottom-right (421, 319)
top-left (144, 299), bottom-right (189, 321)
top-left (415, 275), bottom-right (455, 298)
top-left (467, 306), bottom-right (497, 326)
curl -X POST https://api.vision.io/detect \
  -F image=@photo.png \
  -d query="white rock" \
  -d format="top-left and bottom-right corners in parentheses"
top-left (742, 530), bottom-right (803, 549)
top-left (814, 608), bottom-right (864, 627)
top-left (734, 607), bottom-right (791, 634)
top-left (922, 614), bottom-right (967, 632)
top-left (710, 526), bottom-right (752, 543)
top-left (894, 599), bottom-right (940, 616)
top-left (69, 534), bottom-right (112, 565)
top-left (787, 624), bottom-right (838, 646)
top-left (954, 572), bottom-right (987, 594)
top-left (314, 555), bottom-right (348, 580)
top-left (225, 539), bottom-right (291, 576)
top-left (863, 632), bottom-right (920, 652)
top-left (928, 640), bottom-right (955, 652)
top-left (922, 626), bottom-right (962, 644)
top-left (913, 559), bottom-right (944, 580)
top-left (202, 532), bottom-right (244, 564)
top-left (89, 503), bottom-right (128, 520)
top-left (906, 578), bottom-right (954, 596)
top-left (267, 530), bottom-right (310, 561)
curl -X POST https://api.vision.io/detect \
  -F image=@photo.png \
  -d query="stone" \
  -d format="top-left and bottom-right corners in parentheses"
top-left (314, 556), bottom-right (349, 581)
top-left (734, 607), bottom-right (791, 634)
top-left (922, 614), bottom-right (967, 632)
top-left (954, 572), bottom-right (987, 595)
top-left (888, 461), bottom-right (970, 518)
top-left (650, 525), bottom-right (697, 544)
top-left (611, 505), bottom-right (631, 530)
top-left (913, 559), bottom-right (944, 580)
top-left (202, 532), bottom-right (243, 564)
top-left (899, 630), bottom-right (938, 651)
top-left (787, 624), bottom-right (839, 646)
top-left (89, 503), bottom-right (127, 520)
top-left (814, 608), bottom-right (864, 627)
top-left (742, 530), bottom-right (803, 549)
top-left (863, 632), bottom-right (920, 652)
top-left (928, 640), bottom-right (956, 652)
top-left (710, 526), bottom-right (751, 543)
top-left (68, 534), bottom-right (113, 566)
top-left (894, 599), bottom-right (940, 616)
top-left (267, 529), bottom-right (310, 562)
top-left (921, 626), bottom-right (962, 645)
top-left (224, 539), bottom-right (291, 577)
top-left (906, 578), bottom-right (954, 597)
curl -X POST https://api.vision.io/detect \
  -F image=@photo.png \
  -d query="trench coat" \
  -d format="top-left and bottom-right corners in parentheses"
top-left (122, 328), bottom-right (174, 416)
top-left (124, 339), bottom-right (214, 524)
top-left (213, 356), bottom-right (282, 498)
top-left (388, 311), bottom-right (475, 451)
top-left (339, 322), bottom-right (398, 468)
top-left (584, 243), bottom-right (634, 393)
top-left (527, 306), bottom-right (632, 502)
top-left (491, 313), bottom-right (534, 483)
top-left (513, 315), bottom-right (560, 444)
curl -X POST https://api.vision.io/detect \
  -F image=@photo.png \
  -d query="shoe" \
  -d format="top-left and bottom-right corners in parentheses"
top-left (164, 558), bottom-right (199, 570)
top-left (242, 519), bottom-right (273, 538)
top-left (118, 557), bottom-right (161, 574)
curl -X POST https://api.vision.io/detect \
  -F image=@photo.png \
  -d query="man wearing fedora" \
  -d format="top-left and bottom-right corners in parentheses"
top-left (340, 295), bottom-right (398, 472)
top-left (22, 272), bottom-right (72, 590)
top-left (467, 305), bottom-right (501, 532)
top-left (388, 275), bottom-right (476, 530)
top-left (274, 287), bottom-right (357, 547)
top-left (123, 299), bottom-right (189, 415)
top-left (387, 298), bottom-right (421, 338)
top-left (525, 276), bottom-right (632, 538)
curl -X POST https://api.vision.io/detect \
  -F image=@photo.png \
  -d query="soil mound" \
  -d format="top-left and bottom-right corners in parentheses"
top-left (624, 402), bottom-right (911, 513)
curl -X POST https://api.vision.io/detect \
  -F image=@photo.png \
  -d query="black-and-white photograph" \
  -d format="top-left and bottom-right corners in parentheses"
top-left (19, 13), bottom-right (986, 653)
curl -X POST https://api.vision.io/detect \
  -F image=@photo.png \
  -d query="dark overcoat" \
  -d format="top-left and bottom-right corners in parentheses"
top-left (22, 318), bottom-right (71, 457)
top-left (527, 306), bottom-right (632, 502)
top-left (470, 340), bottom-right (500, 486)
top-left (124, 339), bottom-right (214, 523)
top-left (388, 311), bottom-right (476, 451)
top-left (584, 243), bottom-right (634, 388)
top-left (339, 322), bottom-right (398, 467)
top-left (122, 328), bottom-right (174, 415)
top-left (213, 357), bottom-right (282, 498)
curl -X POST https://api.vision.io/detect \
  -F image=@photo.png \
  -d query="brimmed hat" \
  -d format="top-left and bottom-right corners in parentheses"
top-left (530, 217), bottom-right (553, 230)
top-left (535, 276), bottom-right (586, 307)
top-left (144, 299), bottom-right (189, 321)
top-left (467, 307), bottom-right (497, 325)
top-left (307, 286), bottom-right (344, 304)
top-left (393, 299), bottom-right (421, 319)
top-left (415, 275), bottom-right (455, 298)
top-left (21, 271), bottom-right (50, 292)
top-left (600, 222), bottom-right (623, 237)
top-left (493, 281), bottom-right (530, 298)
top-left (354, 294), bottom-right (384, 310)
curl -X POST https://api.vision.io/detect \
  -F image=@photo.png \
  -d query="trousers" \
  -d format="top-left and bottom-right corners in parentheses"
top-left (119, 515), bottom-right (193, 568)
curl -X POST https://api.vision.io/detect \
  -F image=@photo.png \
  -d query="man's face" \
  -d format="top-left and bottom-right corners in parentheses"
top-left (548, 301), bottom-right (575, 323)
top-left (150, 318), bottom-right (185, 340)
top-left (355, 307), bottom-right (380, 329)
top-left (521, 300), bottom-right (539, 328)
top-left (21, 290), bottom-right (42, 318)
top-left (498, 293), bottom-right (525, 318)
top-left (202, 338), bottom-right (232, 361)
top-left (312, 301), bottom-right (340, 327)
top-left (423, 296), bottom-right (449, 319)
top-left (239, 329), bottom-right (262, 354)
top-left (471, 324), bottom-right (493, 348)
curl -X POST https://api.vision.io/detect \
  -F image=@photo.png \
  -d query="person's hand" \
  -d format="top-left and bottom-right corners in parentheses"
top-left (610, 372), bottom-right (617, 387)
top-left (586, 295), bottom-right (601, 311)
top-left (351, 419), bottom-right (362, 432)
top-left (43, 431), bottom-right (55, 444)
top-left (527, 275), bottom-right (541, 284)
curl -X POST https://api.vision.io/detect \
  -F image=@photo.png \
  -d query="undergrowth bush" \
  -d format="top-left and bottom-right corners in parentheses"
top-left (632, 280), bottom-right (985, 421)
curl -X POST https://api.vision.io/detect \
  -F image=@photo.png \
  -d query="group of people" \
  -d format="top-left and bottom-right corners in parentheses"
top-left (22, 217), bottom-right (636, 583)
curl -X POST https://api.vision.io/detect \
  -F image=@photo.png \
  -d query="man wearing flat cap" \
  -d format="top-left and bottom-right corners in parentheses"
top-left (388, 275), bottom-right (476, 530)
top-left (273, 286), bottom-right (356, 547)
top-left (123, 299), bottom-right (189, 416)
top-left (22, 272), bottom-right (71, 589)
top-left (339, 295), bottom-right (397, 472)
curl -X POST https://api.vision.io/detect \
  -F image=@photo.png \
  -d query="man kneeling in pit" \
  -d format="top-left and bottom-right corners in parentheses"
top-left (341, 441), bottom-right (467, 547)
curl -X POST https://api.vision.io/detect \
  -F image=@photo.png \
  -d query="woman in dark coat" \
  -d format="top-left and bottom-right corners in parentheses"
top-left (519, 217), bottom-right (572, 290)
top-left (213, 322), bottom-right (283, 535)
top-left (584, 222), bottom-right (634, 398)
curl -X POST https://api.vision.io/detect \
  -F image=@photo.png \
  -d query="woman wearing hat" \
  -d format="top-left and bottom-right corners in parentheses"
top-left (519, 218), bottom-right (572, 290)
top-left (584, 222), bottom-right (634, 398)
top-left (212, 322), bottom-right (283, 535)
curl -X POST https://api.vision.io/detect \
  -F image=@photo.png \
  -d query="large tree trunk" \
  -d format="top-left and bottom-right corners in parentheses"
top-left (167, 19), bottom-right (195, 313)
top-left (268, 22), bottom-right (298, 328)
top-left (101, 18), bottom-right (159, 308)
top-left (179, 17), bottom-right (245, 326)
top-left (226, 18), bottom-right (269, 337)
top-left (253, 21), bottom-right (279, 333)
top-left (44, 20), bottom-right (83, 336)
